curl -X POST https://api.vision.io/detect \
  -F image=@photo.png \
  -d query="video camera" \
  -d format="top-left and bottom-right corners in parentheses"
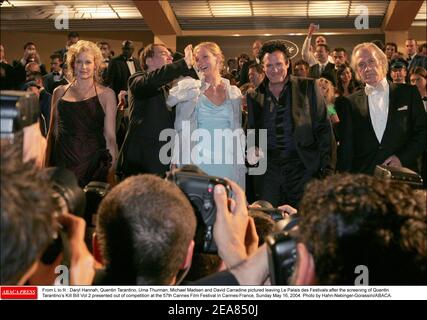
top-left (0, 90), bottom-right (39, 140)
top-left (166, 165), bottom-right (231, 253)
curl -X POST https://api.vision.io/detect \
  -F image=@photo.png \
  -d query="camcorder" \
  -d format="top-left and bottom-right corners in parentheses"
top-left (166, 165), bottom-right (231, 254)
top-left (40, 167), bottom-right (110, 265)
top-left (0, 90), bottom-right (39, 140)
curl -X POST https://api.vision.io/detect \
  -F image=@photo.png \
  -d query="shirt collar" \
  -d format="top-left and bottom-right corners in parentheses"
top-left (365, 78), bottom-right (388, 96)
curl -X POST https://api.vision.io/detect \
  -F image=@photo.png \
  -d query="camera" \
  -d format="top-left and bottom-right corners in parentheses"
top-left (266, 215), bottom-right (299, 285)
top-left (39, 167), bottom-right (86, 265)
top-left (166, 165), bottom-right (231, 253)
top-left (83, 181), bottom-right (111, 227)
top-left (249, 200), bottom-right (285, 222)
top-left (374, 165), bottom-right (423, 188)
top-left (40, 167), bottom-right (110, 264)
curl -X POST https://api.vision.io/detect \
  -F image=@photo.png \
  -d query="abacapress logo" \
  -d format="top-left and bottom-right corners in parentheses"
top-left (1, 286), bottom-right (38, 299)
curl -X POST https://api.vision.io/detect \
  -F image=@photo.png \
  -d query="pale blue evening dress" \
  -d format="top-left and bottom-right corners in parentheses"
top-left (194, 94), bottom-right (240, 184)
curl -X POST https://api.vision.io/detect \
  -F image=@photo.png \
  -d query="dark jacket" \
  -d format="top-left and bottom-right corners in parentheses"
top-left (39, 88), bottom-right (52, 136)
top-left (337, 82), bottom-right (426, 174)
top-left (247, 76), bottom-right (336, 177)
top-left (407, 54), bottom-right (427, 71)
top-left (0, 62), bottom-right (14, 90)
top-left (106, 54), bottom-right (142, 97)
top-left (309, 62), bottom-right (336, 85)
top-left (116, 59), bottom-right (194, 178)
top-left (43, 72), bottom-right (67, 94)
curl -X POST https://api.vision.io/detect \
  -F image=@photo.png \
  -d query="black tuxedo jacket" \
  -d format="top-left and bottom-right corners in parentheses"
top-left (337, 82), bottom-right (426, 174)
top-left (106, 54), bottom-right (142, 97)
top-left (247, 76), bottom-right (336, 177)
top-left (116, 59), bottom-right (195, 178)
top-left (43, 72), bottom-right (67, 94)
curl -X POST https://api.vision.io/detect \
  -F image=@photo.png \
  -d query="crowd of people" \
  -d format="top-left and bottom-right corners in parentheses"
top-left (1, 25), bottom-right (427, 286)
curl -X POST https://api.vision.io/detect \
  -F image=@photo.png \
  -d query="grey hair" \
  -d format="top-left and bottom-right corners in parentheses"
top-left (351, 42), bottom-right (388, 82)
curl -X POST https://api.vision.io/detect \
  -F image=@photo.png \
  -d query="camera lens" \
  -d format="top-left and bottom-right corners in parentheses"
top-left (41, 167), bottom-right (86, 217)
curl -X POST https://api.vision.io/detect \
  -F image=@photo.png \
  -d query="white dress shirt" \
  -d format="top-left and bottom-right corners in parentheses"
top-left (126, 59), bottom-right (136, 75)
top-left (365, 78), bottom-right (389, 143)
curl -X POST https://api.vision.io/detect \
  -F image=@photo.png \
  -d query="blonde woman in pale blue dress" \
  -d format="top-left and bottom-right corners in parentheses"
top-left (167, 42), bottom-right (246, 189)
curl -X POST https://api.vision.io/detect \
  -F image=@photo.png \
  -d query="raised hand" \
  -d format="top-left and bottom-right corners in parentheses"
top-left (184, 44), bottom-right (194, 69)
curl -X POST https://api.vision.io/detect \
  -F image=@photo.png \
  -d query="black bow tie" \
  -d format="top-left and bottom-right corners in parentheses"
top-left (422, 96), bottom-right (427, 102)
top-left (126, 58), bottom-right (133, 62)
top-left (53, 72), bottom-right (60, 76)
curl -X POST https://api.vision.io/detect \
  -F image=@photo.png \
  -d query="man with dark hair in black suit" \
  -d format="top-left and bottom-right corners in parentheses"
top-left (106, 40), bottom-right (142, 97)
top-left (239, 40), bottom-right (263, 86)
top-left (309, 44), bottom-right (336, 85)
top-left (43, 53), bottom-right (67, 94)
top-left (116, 44), bottom-right (195, 178)
top-left (246, 40), bottom-right (336, 208)
top-left (24, 73), bottom-right (51, 137)
top-left (406, 39), bottom-right (427, 71)
top-left (12, 42), bottom-right (47, 89)
top-left (337, 42), bottom-right (426, 174)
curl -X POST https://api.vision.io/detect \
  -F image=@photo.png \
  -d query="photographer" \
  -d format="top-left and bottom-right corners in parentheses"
top-left (1, 141), bottom-right (95, 285)
top-left (94, 174), bottom-right (197, 285)
top-left (224, 173), bottom-right (426, 285)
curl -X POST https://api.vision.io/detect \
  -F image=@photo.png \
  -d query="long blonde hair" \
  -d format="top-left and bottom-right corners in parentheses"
top-left (66, 40), bottom-right (104, 83)
top-left (319, 77), bottom-right (335, 105)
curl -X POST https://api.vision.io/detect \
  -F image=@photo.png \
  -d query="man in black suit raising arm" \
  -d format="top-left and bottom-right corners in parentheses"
top-left (337, 42), bottom-right (426, 174)
top-left (116, 44), bottom-right (195, 179)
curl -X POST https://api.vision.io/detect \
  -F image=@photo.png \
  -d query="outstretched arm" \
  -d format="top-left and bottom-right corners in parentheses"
top-left (129, 45), bottom-right (194, 99)
top-left (302, 24), bottom-right (319, 66)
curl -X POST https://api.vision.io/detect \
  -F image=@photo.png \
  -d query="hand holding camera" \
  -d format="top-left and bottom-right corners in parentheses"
top-left (213, 178), bottom-right (258, 268)
top-left (56, 213), bottom-right (96, 285)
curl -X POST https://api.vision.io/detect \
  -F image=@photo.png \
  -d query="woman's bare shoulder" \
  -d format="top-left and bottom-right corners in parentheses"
top-left (97, 84), bottom-right (115, 97)
top-left (96, 84), bottom-right (117, 106)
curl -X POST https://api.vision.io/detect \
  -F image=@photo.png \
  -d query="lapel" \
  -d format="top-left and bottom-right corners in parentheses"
top-left (120, 55), bottom-right (130, 76)
top-left (355, 88), bottom-right (378, 142)
top-left (381, 81), bottom-right (398, 145)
